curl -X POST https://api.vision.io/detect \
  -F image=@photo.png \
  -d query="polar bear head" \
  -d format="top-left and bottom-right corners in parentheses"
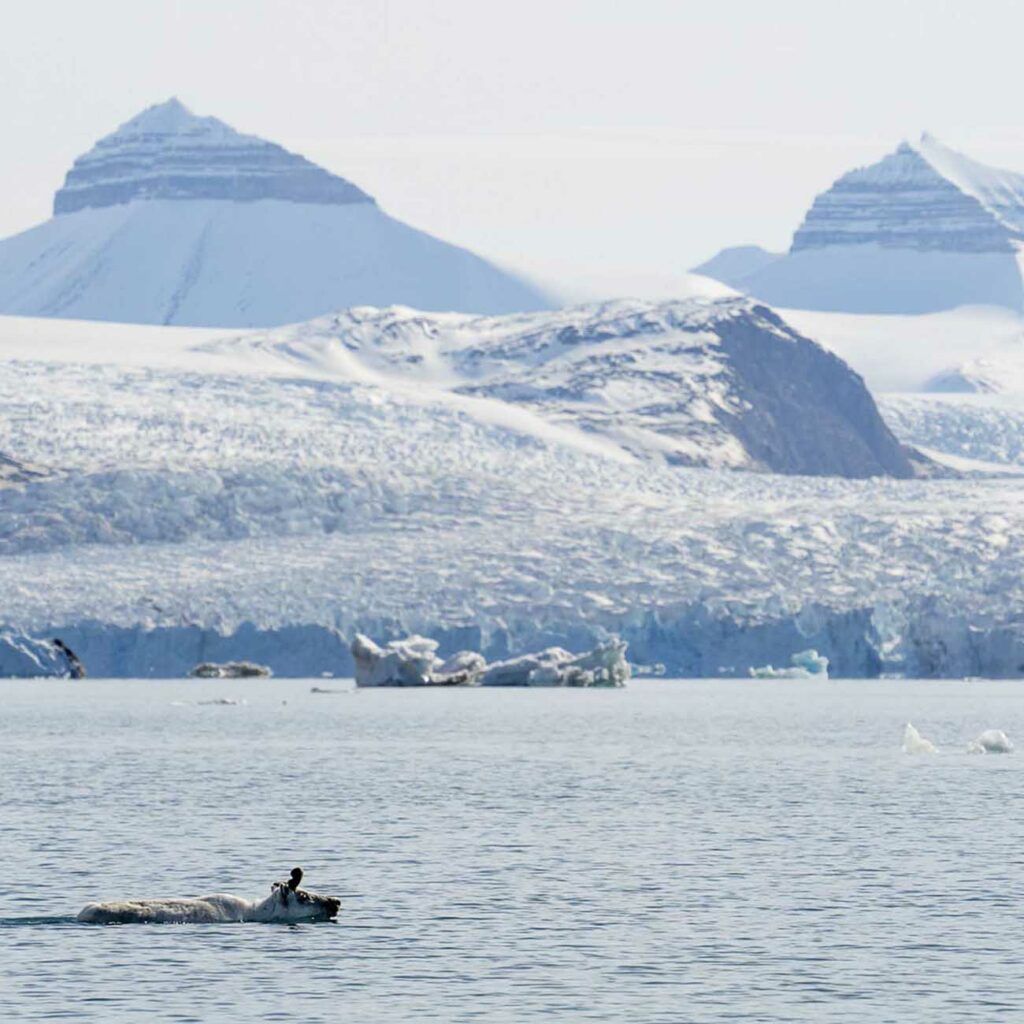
top-left (256, 881), bottom-right (341, 923)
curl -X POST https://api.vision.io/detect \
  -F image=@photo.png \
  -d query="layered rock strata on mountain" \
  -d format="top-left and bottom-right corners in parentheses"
top-left (54, 98), bottom-right (373, 213)
top-left (695, 135), bottom-right (1024, 312)
top-left (0, 99), bottom-right (550, 325)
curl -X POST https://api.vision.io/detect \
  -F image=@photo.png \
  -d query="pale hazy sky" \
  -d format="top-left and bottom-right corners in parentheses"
top-left (6, 0), bottom-right (1024, 297)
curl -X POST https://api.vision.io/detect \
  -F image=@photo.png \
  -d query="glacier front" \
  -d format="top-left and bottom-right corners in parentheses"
top-left (3, 301), bottom-right (1024, 679)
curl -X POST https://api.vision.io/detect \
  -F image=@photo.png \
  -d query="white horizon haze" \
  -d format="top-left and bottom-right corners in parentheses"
top-left (7, 0), bottom-right (1024, 300)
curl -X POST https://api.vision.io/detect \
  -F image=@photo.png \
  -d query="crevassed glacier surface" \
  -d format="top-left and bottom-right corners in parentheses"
top-left (3, 304), bottom-right (1024, 678)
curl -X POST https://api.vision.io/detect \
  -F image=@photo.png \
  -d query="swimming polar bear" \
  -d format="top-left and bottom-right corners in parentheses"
top-left (78, 870), bottom-right (340, 924)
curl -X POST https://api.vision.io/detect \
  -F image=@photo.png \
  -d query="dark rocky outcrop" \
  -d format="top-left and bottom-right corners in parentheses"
top-left (0, 633), bottom-right (85, 678)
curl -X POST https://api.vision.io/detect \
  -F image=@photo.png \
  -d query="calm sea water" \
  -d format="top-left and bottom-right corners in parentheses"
top-left (1, 678), bottom-right (1022, 1022)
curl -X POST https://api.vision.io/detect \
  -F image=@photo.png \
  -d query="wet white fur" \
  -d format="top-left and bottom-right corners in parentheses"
top-left (78, 885), bottom-right (338, 924)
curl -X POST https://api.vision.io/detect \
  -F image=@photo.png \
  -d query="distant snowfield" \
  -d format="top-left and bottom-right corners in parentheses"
top-left (781, 304), bottom-right (1024, 393)
top-left (4, 306), bottom-right (1024, 679)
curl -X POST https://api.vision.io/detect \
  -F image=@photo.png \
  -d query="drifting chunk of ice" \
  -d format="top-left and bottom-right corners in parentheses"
top-left (351, 633), bottom-right (484, 686)
top-left (437, 649), bottom-right (487, 679)
top-left (749, 649), bottom-right (829, 679)
top-left (352, 634), bottom-right (629, 687)
top-left (481, 639), bottom-right (630, 688)
top-left (189, 660), bottom-right (272, 678)
top-left (902, 722), bottom-right (938, 754)
top-left (967, 729), bottom-right (1014, 754)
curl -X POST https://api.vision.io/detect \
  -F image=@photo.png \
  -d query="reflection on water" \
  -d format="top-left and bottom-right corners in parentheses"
top-left (1, 678), bottom-right (1022, 1022)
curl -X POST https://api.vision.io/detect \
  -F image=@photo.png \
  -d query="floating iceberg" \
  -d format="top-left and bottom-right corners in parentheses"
top-left (190, 661), bottom-right (272, 678)
top-left (351, 634), bottom-right (628, 687)
top-left (351, 634), bottom-right (485, 687)
top-left (967, 729), bottom-right (1014, 754)
top-left (902, 722), bottom-right (938, 754)
top-left (480, 639), bottom-right (630, 688)
top-left (749, 649), bottom-right (829, 679)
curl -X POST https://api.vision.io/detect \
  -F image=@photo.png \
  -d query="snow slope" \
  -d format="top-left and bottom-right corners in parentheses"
top-left (2, 306), bottom-right (1024, 678)
top-left (201, 298), bottom-right (917, 477)
top-left (726, 245), bottom-right (1024, 315)
top-left (0, 100), bottom-right (550, 325)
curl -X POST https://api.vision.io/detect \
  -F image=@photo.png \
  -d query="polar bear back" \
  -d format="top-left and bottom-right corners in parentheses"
top-left (78, 894), bottom-right (250, 924)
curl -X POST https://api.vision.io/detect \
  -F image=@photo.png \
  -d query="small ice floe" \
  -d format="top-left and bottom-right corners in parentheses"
top-left (749, 649), bottom-right (829, 680)
top-left (967, 729), bottom-right (1014, 754)
top-left (172, 696), bottom-right (246, 707)
top-left (631, 662), bottom-right (666, 678)
top-left (352, 634), bottom-right (486, 687)
top-left (189, 661), bottom-right (272, 678)
top-left (481, 639), bottom-right (630, 687)
top-left (902, 722), bottom-right (938, 754)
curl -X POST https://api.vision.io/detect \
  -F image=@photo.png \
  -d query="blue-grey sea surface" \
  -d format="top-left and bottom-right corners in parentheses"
top-left (1, 678), bottom-right (1022, 1022)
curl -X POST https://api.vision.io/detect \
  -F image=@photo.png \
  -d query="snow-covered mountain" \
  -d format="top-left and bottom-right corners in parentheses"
top-left (206, 297), bottom-right (918, 478)
top-left (1, 304), bottom-right (1023, 679)
top-left (0, 99), bottom-right (550, 326)
top-left (695, 135), bottom-right (1024, 313)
